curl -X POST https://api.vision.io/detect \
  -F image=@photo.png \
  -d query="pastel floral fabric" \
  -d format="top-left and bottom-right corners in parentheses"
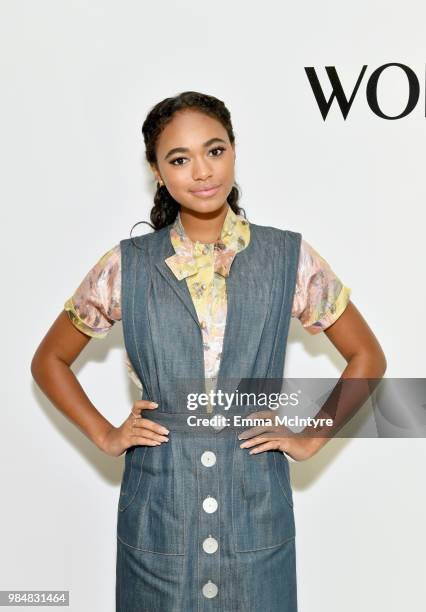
top-left (64, 206), bottom-right (351, 390)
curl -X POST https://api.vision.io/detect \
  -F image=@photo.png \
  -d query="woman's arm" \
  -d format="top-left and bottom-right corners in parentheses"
top-left (31, 311), bottom-right (116, 450)
top-left (239, 300), bottom-right (387, 460)
top-left (30, 311), bottom-right (169, 456)
top-left (303, 299), bottom-right (387, 455)
top-left (323, 300), bottom-right (387, 378)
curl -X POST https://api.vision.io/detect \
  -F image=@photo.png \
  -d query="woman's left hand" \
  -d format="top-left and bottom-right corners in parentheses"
top-left (237, 410), bottom-right (325, 462)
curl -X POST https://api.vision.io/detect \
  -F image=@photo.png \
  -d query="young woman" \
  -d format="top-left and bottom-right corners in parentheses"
top-left (31, 91), bottom-right (387, 611)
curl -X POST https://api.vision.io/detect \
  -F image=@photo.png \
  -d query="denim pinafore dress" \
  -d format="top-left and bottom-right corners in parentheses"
top-left (116, 221), bottom-right (302, 612)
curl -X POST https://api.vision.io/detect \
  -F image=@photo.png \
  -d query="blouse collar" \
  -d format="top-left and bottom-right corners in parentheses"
top-left (164, 205), bottom-right (250, 280)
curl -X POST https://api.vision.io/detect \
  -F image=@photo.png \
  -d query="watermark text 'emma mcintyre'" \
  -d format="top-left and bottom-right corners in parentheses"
top-left (187, 414), bottom-right (334, 428)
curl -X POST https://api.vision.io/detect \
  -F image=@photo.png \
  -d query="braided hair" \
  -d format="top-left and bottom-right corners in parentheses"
top-left (131, 91), bottom-right (246, 236)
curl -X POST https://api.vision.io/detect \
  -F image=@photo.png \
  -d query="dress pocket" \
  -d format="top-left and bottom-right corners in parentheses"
top-left (232, 448), bottom-right (295, 553)
top-left (117, 442), bottom-right (185, 555)
top-left (118, 446), bottom-right (147, 511)
top-left (273, 450), bottom-right (294, 509)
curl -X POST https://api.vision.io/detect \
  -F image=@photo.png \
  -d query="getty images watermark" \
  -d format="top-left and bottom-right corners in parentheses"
top-left (185, 388), bottom-right (334, 430)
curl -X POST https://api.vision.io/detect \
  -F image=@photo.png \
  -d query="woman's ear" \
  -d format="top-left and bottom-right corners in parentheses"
top-left (150, 163), bottom-right (162, 184)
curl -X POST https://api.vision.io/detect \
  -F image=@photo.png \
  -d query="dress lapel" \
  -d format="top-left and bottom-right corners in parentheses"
top-left (154, 234), bottom-right (202, 329)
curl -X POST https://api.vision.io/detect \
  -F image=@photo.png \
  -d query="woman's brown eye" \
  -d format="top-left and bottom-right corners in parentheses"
top-left (210, 147), bottom-right (225, 156)
top-left (170, 157), bottom-right (186, 166)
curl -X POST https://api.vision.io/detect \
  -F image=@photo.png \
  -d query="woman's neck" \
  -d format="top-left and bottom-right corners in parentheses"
top-left (179, 203), bottom-right (229, 244)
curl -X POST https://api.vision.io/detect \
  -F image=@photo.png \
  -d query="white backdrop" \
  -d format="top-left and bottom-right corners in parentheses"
top-left (2, 1), bottom-right (426, 610)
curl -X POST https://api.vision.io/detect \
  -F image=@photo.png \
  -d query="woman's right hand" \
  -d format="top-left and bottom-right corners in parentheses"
top-left (100, 400), bottom-right (169, 457)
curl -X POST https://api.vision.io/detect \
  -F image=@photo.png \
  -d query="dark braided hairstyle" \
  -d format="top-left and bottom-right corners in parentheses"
top-left (131, 91), bottom-right (246, 237)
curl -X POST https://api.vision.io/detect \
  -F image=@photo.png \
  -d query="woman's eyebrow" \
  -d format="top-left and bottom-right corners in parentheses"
top-left (164, 137), bottom-right (227, 160)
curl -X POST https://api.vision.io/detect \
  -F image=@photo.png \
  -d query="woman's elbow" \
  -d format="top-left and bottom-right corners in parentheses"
top-left (355, 346), bottom-right (387, 378)
top-left (30, 344), bottom-right (55, 384)
top-left (30, 347), bottom-right (45, 383)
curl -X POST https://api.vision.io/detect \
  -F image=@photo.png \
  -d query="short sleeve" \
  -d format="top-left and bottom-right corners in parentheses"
top-left (292, 239), bottom-right (351, 334)
top-left (64, 244), bottom-right (122, 339)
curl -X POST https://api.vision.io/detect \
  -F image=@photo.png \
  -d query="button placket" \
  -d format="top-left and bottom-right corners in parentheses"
top-left (198, 440), bottom-right (220, 604)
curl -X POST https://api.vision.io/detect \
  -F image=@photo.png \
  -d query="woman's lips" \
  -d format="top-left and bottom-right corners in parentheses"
top-left (190, 185), bottom-right (221, 198)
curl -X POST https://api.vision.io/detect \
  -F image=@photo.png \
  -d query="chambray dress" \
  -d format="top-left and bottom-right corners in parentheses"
top-left (64, 206), bottom-right (351, 611)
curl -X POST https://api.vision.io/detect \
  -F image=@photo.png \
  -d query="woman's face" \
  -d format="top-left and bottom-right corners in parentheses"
top-left (151, 109), bottom-right (236, 214)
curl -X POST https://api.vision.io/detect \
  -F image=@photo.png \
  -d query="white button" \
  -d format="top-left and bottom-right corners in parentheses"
top-left (210, 415), bottom-right (226, 431)
top-left (201, 451), bottom-right (216, 467)
top-left (202, 580), bottom-right (218, 598)
top-left (202, 496), bottom-right (218, 513)
top-left (202, 536), bottom-right (218, 554)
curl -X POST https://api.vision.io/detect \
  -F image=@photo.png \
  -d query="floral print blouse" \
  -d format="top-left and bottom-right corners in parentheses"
top-left (64, 206), bottom-right (351, 390)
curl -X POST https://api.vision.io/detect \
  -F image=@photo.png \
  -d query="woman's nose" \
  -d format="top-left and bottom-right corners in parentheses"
top-left (192, 159), bottom-right (213, 181)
